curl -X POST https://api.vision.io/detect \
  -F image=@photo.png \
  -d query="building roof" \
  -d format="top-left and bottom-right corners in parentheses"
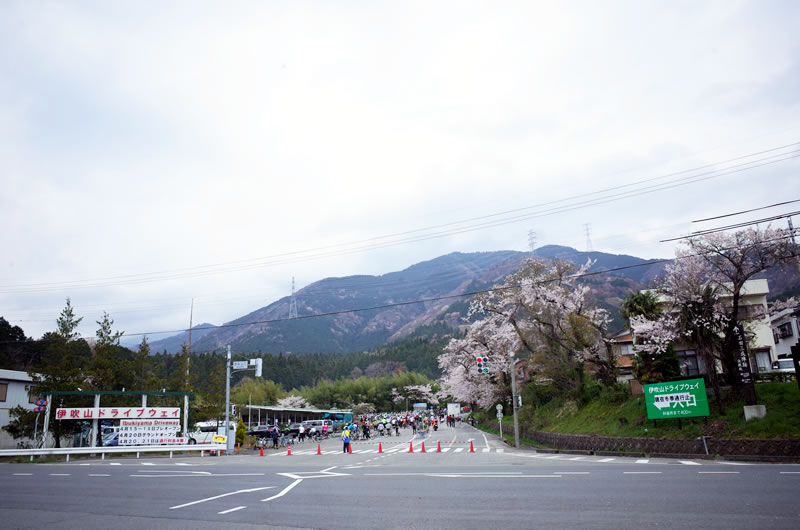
top-left (0, 369), bottom-right (34, 382)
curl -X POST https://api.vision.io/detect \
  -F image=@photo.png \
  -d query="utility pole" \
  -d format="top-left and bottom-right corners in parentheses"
top-left (509, 350), bottom-right (520, 448)
top-left (224, 345), bottom-right (232, 453)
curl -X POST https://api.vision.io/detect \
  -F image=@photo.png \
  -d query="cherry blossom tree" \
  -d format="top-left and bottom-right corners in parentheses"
top-left (439, 258), bottom-right (614, 409)
top-left (277, 395), bottom-right (310, 408)
top-left (631, 225), bottom-right (797, 407)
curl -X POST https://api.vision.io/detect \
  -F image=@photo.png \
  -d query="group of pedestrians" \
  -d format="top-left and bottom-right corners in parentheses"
top-left (340, 411), bottom-right (459, 451)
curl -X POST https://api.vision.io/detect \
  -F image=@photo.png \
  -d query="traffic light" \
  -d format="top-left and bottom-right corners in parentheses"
top-left (476, 356), bottom-right (489, 374)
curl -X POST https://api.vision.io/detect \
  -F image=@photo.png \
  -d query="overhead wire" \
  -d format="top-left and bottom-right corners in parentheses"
top-left (2, 142), bottom-right (798, 294)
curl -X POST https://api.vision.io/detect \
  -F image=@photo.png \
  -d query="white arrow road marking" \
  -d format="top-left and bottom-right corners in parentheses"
top-left (218, 506), bottom-right (246, 515)
top-left (135, 473), bottom-right (265, 478)
top-left (170, 487), bottom-right (276, 509)
top-left (261, 479), bottom-right (302, 502)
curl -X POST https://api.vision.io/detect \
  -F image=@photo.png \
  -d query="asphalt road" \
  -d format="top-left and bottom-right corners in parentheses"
top-left (2, 422), bottom-right (799, 529)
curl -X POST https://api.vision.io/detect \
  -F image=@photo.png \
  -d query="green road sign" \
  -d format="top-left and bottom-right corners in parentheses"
top-left (644, 378), bottom-right (710, 420)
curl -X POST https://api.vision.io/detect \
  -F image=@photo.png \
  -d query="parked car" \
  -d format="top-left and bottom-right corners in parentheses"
top-left (102, 432), bottom-right (119, 446)
top-left (245, 424), bottom-right (279, 438)
top-left (772, 359), bottom-right (796, 373)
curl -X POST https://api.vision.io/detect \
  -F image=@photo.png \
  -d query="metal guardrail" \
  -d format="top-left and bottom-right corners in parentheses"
top-left (0, 443), bottom-right (227, 461)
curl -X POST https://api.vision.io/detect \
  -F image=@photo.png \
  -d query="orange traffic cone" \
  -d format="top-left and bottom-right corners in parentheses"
top-left (287, 445), bottom-right (292, 456)
top-left (317, 443), bottom-right (322, 455)
top-left (409, 441), bottom-right (414, 453)
top-left (469, 440), bottom-right (475, 453)
top-left (437, 441), bottom-right (441, 453)
top-left (348, 443), bottom-right (353, 454)
top-left (421, 441), bottom-right (426, 453)
top-left (378, 442), bottom-right (383, 454)
top-left (259, 446), bottom-right (264, 457)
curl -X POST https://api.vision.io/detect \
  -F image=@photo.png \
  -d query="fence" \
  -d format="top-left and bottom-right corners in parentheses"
top-left (521, 429), bottom-right (800, 457)
top-left (0, 443), bottom-right (227, 462)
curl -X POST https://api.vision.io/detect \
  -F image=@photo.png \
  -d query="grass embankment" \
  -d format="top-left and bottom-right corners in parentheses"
top-left (476, 382), bottom-right (800, 440)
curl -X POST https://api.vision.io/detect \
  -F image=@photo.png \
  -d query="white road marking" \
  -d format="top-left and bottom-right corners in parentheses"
top-left (454, 448), bottom-right (464, 453)
top-left (482, 448), bottom-right (490, 453)
top-left (718, 461), bottom-right (751, 466)
top-left (596, 458), bottom-right (615, 462)
top-left (496, 449), bottom-right (504, 453)
top-left (480, 432), bottom-right (490, 450)
top-left (110, 463), bottom-right (121, 466)
top-left (261, 479), bottom-right (302, 502)
top-left (779, 472), bottom-right (800, 474)
top-left (89, 474), bottom-right (110, 477)
top-left (175, 463), bottom-right (191, 466)
top-left (49, 473), bottom-right (70, 476)
top-left (624, 472), bottom-right (661, 474)
top-left (566, 457), bottom-right (586, 461)
top-left (440, 448), bottom-right (451, 453)
top-left (79, 463), bottom-right (90, 466)
top-left (170, 487), bottom-right (276, 509)
top-left (555, 472), bottom-right (590, 475)
top-left (141, 463), bottom-right (155, 466)
top-left (218, 506), bottom-right (246, 514)
top-left (698, 471), bottom-right (739, 474)
top-left (635, 459), bottom-right (649, 464)
top-left (679, 461), bottom-right (702, 466)
top-left (13, 473), bottom-right (33, 476)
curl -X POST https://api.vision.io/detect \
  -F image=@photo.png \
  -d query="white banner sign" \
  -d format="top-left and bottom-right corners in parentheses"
top-left (55, 407), bottom-right (181, 420)
top-left (118, 419), bottom-right (183, 445)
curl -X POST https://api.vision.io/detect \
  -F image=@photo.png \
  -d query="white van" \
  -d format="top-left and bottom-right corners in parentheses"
top-left (186, 421), bottom-right (235, 444)
top-left (303, 419), bottom-right (335, 433)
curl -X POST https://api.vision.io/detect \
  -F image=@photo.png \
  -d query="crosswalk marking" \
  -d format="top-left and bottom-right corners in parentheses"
top-left (482, 448), bottom-right (490, 453)
top-left (454, 448), bottom-right (464, 453)
top-left (635, 459), bottom-right (650, 464)
top-left (440, 448), bottom-right (450, 453)
top-left (596, 458), bottom-right (615, 462)
top-left (679, 460), bottom-right (701, 466)
top-left (496, 449), bottom-right (504, 453)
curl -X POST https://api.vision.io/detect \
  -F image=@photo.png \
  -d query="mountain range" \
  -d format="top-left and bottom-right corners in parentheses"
top-left (148, 245), bottom-right (676, 355)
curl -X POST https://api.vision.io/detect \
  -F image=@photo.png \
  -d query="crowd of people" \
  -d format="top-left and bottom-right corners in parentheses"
top-left (339, 412), bottom-right (462, 449)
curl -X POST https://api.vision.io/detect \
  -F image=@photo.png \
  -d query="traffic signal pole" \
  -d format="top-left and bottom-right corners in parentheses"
top-left (509, 351), bottom-right (520, 448)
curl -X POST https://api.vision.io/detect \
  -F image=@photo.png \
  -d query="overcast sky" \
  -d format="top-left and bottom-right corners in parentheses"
top-left (2, 1), bottom-right (799, 344)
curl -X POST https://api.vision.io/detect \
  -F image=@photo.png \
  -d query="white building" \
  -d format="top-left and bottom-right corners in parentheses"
top-left (0, 369), bottom-right (38, 449)
top-left (771, 305), bottom-right (800, 360)
top-left (642, 279), bottom-right (776, 377)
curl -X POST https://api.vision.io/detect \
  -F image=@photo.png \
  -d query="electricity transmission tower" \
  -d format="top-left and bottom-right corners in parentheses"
top-left (288, 277), bottom-right (299, 319)
top-left (528, 231), bottom-right (537, 255)
top-left (584, 224), bottom-right (593, 252)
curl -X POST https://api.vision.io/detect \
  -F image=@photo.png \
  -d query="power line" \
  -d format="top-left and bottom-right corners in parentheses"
top-left (692, 199), bottom-right (800, 223)
top-left (661, 211), bottom-right (800, 242)
top-left (2, 142), bottom-right (798, 294)
top-left (10, 233), bottom-right (795, 347)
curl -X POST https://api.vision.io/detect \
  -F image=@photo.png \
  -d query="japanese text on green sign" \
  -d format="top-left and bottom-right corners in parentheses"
top-left (644, 378), bottom-right (710, 420)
